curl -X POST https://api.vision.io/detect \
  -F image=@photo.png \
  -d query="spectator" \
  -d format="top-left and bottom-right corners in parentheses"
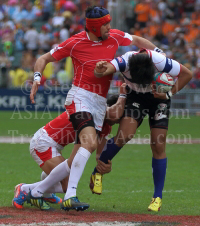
top-left (57, 63), bottom-right (72, 86)
top-left (38, 25), bottom-right (51, 52)
top-left (60, 24), bottom-right (70, 42)
top-left (134, 0), bottom-right (150, 28)
top-left (52, 11), bottom-right (65, 27)
top-left (41, 0), bottom-right (52, 21)
top-left (24, 24), bottom-right (39, 53)
top-left (123, 0), bottom-right (136, 31)
top-left (0, 52), bottom-right (11, 88)
top-left (14, 23), bottom-right (25, 51)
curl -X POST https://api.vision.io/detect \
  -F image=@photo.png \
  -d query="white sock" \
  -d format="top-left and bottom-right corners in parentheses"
top-left (41, 171), bottom-right (48, 180)
top-left (21, 182), bottom-right (41, 193)
top-left (40, 171), bottom-right (64, 197)
top-left (64, 147), bottom-right (91, 200)
top-left (21, 172), bottom-right (48, 193)
top-left (45, 182), bottom-right (64, 194)
top-left (31, 160), bottom-right (70, 197)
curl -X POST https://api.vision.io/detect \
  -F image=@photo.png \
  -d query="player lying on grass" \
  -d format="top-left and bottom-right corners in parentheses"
top-left (13, 84), bottom-right (127, 211)
top-left (90, 49), bottom-right (192, 212)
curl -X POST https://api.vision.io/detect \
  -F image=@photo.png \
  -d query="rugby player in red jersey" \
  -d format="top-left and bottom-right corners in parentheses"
top-left (29, 5), bottom-right (162, 210)
top-left (13, 84), bottom-right (127, 210)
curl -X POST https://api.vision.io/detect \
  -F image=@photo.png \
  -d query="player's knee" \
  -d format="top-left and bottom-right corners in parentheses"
top-left (115, 133), bottom-right (133, 147)
top-left (151, 142), bottom-right (165, 155)
top-left (82, 142), bottom-right (97, 153)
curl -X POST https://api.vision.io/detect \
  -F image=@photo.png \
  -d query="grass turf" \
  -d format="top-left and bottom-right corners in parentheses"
top-left (0, 111), bottom-right (200, 138)
top-left (0, 111), bottom-right (200, 215)
top-left (0, 143), bottom-right (200, 215)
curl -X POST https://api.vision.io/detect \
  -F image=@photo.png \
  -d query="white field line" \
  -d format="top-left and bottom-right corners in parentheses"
top-left (0, 137), bottom-right (200, 144)
top-left (0, 222), bottom-right (141, 226)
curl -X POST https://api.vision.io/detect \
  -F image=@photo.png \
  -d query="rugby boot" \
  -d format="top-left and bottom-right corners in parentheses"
top-left (148, 197), bottom-right (162, 212)
top-left (89, 173), bottom-right (102, 195)
top-left (26, 191), bottom-right (54, 211)
top-left (60, 196), bottom-right (89, 211)
top-left (43, 193), bottom-right (62, 204)
top-left (12, 183), bottom-right (27, 209)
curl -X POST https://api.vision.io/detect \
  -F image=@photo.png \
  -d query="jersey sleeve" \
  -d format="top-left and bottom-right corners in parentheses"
top-left (99, 123), bottom-right (112, 138)
top-left (50, 37), bottom-right (76, 61)
top-left (110, 51), bottom-right (133, 72)
top-left (111, 29), bottom-right (133, 46)
top-left (151, 51), bottom-right (181, 77)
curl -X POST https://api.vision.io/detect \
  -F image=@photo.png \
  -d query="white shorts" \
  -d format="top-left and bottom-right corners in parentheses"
top-left (65, 85), bottom-right (107, 131)
top-left (30, 128), bottom-right (63, 167)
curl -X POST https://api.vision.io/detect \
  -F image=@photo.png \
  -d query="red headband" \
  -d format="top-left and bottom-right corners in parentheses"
top-left (86, 14), bottom-right (111, 38)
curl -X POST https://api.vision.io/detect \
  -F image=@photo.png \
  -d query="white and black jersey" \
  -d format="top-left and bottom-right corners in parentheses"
top-left (110, 49), bottom-right (181, 93)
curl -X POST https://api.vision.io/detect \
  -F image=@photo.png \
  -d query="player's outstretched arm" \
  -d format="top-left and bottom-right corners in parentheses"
top-left (94, 61), bottom-right (115, 78)
top-left (131, 35), bottom-right (156, 51)
top-left (30, 52), bottom-right (56, 104)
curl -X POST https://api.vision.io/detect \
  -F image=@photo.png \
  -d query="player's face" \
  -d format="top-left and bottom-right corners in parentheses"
top-left (100, 22), bottom-right (111, 40)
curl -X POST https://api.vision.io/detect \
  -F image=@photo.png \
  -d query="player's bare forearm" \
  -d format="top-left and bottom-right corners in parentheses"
top-left (131, 35), bottom-right (156, 50)
top-left (34, 52), bottom-right (56, 73)
top-left (171, 65), bottom-right (192, 95)
top-left (107, 97), bottom-right (126, 120)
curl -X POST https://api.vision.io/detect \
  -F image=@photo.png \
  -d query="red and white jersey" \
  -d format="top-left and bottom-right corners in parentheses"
top-left (110, 49), bottom-right (181, 93)
top-left (50, 29), bottom-right (132, 97)
top-left (44, 111), bottom-right (75, 147)
top-left (43, 111), bottom-right (112, 146)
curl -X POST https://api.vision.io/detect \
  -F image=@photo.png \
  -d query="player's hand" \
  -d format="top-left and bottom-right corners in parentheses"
top-left (95, 61), bottom-right (108, 73)
top-left (30, 81), bottom-right (40, 104)
top-left (152, 85), bottom-right (167, 99)
top-left (96, 154), bottom-right (100, 162)
top-left (96, 160), bottom-right (112, 175)
top-left (119, 83), bottom-right (127, 95)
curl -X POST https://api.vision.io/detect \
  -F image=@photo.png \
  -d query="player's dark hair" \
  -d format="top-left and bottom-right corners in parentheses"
top-left (85, 5), bottom-right (97, 17)
top-left (128, 54), bottom-right (155, 87)
top-left (107, 95), bottom-right (119, 107)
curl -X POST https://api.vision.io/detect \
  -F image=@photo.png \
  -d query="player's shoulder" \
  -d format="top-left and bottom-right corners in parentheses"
top-left (110, 29), bottom-right (125, 37)
top-left (65, 31), bottom-right (87, 42)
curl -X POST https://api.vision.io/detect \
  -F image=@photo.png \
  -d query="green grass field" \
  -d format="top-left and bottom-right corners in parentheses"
top-left (0, 111), bottom-right (200, 215)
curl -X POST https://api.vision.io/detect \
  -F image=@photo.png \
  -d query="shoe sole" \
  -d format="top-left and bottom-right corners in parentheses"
top-left (148, 207), bottom-right (161, 212)
top-left (61, 205), bottom-right (89, 211)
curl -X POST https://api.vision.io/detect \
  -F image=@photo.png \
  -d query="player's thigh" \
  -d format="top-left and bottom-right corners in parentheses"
top-left (114, 117), bottom-right (138, 146)
top-left (31, 146), bottom-right (65, 175)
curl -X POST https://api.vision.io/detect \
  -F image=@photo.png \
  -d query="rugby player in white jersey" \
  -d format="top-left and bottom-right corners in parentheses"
top-left (90, 49), bottom-right (192, 212)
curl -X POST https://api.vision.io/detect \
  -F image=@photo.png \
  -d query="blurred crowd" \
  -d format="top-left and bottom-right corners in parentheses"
top-left (0, 0), bottom-right (199, 90)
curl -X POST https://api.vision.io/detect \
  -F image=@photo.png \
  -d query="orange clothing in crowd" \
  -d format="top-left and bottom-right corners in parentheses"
top-left (191, 12), bottom-right (200, 26)
top-left (148, 24), bottom-right (159, 37)
top-left (149, 8), bottom-right (159, 21)
top-left (134, 30), bottom-right (142, 37)
top-left (184, 27), bottom-right (199, 43)
top-left (162, 22), bottom-right (177, 35)
top-left (135, 3), bottom-right (150, 22)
